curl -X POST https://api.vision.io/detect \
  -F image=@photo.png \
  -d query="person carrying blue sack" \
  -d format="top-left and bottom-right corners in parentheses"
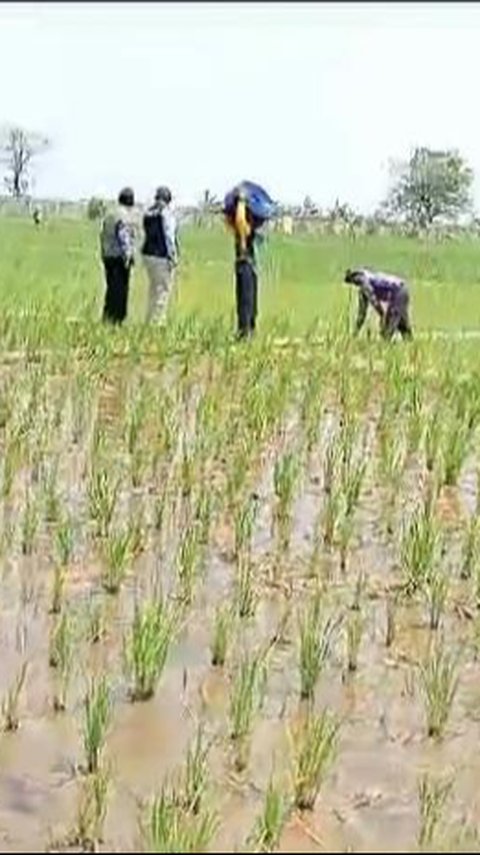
top-left (223, 181), bottom-right (275, 339)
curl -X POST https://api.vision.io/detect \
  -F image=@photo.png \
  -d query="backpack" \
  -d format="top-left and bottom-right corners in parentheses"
top-left (223, 181), bottom-right (276, 229)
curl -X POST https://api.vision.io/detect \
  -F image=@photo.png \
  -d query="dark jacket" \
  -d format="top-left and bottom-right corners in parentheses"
top-left (142, 203), bottom-right (178, 262)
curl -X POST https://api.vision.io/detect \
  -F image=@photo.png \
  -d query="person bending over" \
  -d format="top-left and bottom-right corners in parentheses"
top-left (344, 267), bottom-right (413, 340)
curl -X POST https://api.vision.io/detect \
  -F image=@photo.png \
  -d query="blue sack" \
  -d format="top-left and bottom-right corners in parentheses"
top-left (223, 181), bottom-right (276, 228)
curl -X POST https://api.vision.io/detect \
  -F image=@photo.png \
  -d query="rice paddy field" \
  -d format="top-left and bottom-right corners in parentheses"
top-left (2, 216), bottom-right (480, 852)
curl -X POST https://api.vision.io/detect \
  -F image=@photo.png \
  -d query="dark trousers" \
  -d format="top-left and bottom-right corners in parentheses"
top-left (235, 259), bottom-right (258, 338)
top-left (102, 257), bottom-right (131, 325)
top-left (383, 286), bottom-right (413, 340)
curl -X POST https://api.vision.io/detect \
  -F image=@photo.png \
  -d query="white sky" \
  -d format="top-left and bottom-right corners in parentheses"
top-left (1, 1), bottom-right (480, 211)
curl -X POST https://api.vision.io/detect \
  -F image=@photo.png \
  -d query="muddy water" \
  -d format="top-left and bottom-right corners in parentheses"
top-left (0, 367), bottom-right (480, 853)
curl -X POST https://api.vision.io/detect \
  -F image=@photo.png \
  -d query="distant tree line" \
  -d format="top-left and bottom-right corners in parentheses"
top-left (0, 122), bottom-right (476, 231)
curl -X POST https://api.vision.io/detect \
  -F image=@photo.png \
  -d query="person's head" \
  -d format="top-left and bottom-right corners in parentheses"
top-left (154, 186), bottom-right (172, 207)
top-left (118, 187), bottom-right (135, 208)
top-left (344, 268), bottom-right (363, 286)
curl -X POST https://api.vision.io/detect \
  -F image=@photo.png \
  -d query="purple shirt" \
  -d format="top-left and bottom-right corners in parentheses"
top-left (355, 269), bottom-right (406, 304)
top-left (351, 269), bottom-right (408, 332)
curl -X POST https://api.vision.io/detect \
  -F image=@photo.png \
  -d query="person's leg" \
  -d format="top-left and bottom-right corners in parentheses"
top-left (145, 257), bottom-right (173, 323)
top-left (235, 260), bottom-right (254, 338)
top-left (117, 262), bottom-right (131, 323)
top-left (153, 260), bottom-right (173, 323)
top-left (144, 256), bottom-right (156, 322)
top-left (381, 303), bottom-right (398, 340)
top-left (398, 289), bottom-right (413, 339)
top-left (102, 259), bottom-right (118, 323)
top-left (251, 266), bottom-right (258, 333)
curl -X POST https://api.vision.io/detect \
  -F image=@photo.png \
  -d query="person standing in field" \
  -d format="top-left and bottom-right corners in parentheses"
top-left (223, 181), bottom-right (275, 339)
top-left (344, 267), bottom-right (413, 340)
top-left (100, 187), bottom-right (136, 325)
top-left (141, 186), bottom-right (179, 324)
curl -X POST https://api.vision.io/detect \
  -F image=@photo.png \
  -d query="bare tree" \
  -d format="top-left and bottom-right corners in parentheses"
top-left (0, 125), bottom-right (50, 198)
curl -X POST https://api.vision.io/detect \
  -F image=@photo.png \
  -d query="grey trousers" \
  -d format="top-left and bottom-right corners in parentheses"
top-left (143, 256), bottom-right (174, 323)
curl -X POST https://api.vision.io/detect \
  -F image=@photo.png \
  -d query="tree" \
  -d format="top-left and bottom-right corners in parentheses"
top-left (384, 147), bottom-right (473, 228)
top-left (0, 125), bottom-right (50, 198)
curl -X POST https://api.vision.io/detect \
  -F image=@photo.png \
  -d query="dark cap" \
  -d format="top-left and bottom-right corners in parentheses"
top-left (155, 186), bottom-right (172, 204)
top-left (118, 187), bottom-right (135, 207)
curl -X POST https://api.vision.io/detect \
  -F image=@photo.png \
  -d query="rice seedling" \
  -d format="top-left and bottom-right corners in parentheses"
top-left (144, 782), bottom-right (218, 854)
top-left (340, 445), bottom-right (367, 520)
top-left (130, 446), bottom-right (148, 489)
top-left (54, 514), bottom-right (75, 568)
top-left (229, 649), bottom-right (268, 771)
top-left (424, 566), bottom-right (449, 631)
top-left (441, 416), bottom-right (472, 487)
top-left (379, 429), bottom-right (408, 534)
top-left (50, 560), bottom-right (67, 615)
top-left (323, 485), bottom-right (342, 549)
top-left (351, 568), bottom-right (367, 612)
top-left (153, 479), bottom-right (170, 536)
top-left (41, 457), bottom-right (61, 524)
top-left (401, 504), bottom-right (440, 597)
top-left (180, 445), bottom-right (196, 503)
top-left (210, 603), bottom-right (233, 667)
top-left (418, 772), bottom-right (453, 850)
top-left (298, 595), bottom-right (339, 700)
top-left (124, 596), bottom-right (178, 701)
top-left (291, 708), bottom-right (339, 811)
top-left (20, 491), bottom-right (39, 555)
top-left (1, 432), bottom-right (21, 500)
top-left (72, 765), bottom-right (111, 850)
top-left (71, 375), bottom-right (91, 446)
top-left (86, 598), bottom-right (107, 645)
top-left (226, 440), bottom-right (250, 514)
top-left (49, 609), bottom-right (75, 711)
top-left (127, 501), bottom-right (148, 558)
top-left (234, 552), bottom-right (258, 620)
top-left (406, 376), bottom-right (424, 454)
top-left (234, 494), bottom-right (258, 564)
top-left (418, 642), bottom-right (458, 739)
top-left (176, 521), bottom-right (202, 605)
top-left (338, 508), bottom-right (354, 572)
top-left (323, 431), bottom-right (339, 496)
top-left (2, 661), bottom-right (29, 732)
top-left (273, 449), bottom-right (300, 555)
top-left (461, 513), bottom-right (480, 580)
top-left (346, 611), bottom-right (364, 673)
top-left (194, 484), bottom-right (215, 546)
top-left (100, 525), bottom-right (133, 594)
top-left (183, 726), bottom-right (211, 814)
top-left (424, 406), bottom-right (443, 473)
top-left (82, 674), bottom-right (112, 774)
top-left (87, 466), bottom-right (120, 539)
top-left (246, 774), bottom-right (290, 853)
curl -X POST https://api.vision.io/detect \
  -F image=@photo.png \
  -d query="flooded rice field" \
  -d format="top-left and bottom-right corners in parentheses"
top-left (0, 331), bottom-right (479, 852)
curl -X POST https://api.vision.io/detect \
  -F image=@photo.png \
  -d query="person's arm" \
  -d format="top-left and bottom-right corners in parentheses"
top-left (361, 279), bottom-right (385, 320)
top-left (115, 220), bottom-right (134, 266)
top-left (355, 289), bottom-right (369, 334)
top-left (162, 208), bottom-right (178, 266)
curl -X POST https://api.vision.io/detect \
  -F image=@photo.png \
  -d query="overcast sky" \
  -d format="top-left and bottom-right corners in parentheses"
top-left (1, 1), bottom-right (480, 210)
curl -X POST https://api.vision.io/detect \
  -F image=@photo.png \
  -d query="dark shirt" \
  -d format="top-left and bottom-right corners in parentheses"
top-left (142, 204), bottom-right (178, 262)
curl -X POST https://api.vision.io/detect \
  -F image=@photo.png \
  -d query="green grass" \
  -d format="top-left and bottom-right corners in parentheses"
top-left (4, 217), bottom-right (480, 336)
